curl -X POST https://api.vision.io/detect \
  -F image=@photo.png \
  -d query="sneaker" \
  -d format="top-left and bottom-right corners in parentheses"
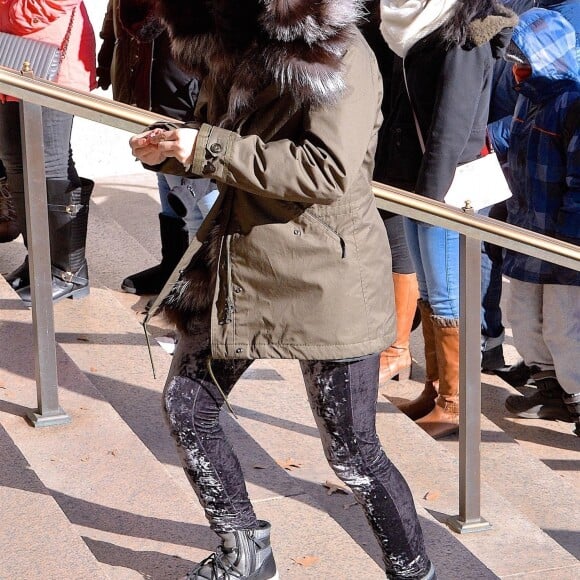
top-left (185, 521), bottom-right (278, 580)
top-left (505, 374), bottom-right (573, 422)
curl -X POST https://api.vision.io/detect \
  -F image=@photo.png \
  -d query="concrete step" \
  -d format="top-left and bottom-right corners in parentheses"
top-left (0, 177), bottom-right (578, 579)
top-left (0, 422), bottom-right (108, 580)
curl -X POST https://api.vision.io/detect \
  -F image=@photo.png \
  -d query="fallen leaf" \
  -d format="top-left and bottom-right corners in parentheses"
top-left (276, 458), bottom-right (303, 471)
top-left (108, 449), bottom-right (119, 457)
top-left (80, 456), bottom-right (90, 462)
top-left (292, 555), bottom-right (320, 568)
top-left (89, 367), bottom-right (98, 373)
top-left (76, 336), bottom-right (90, 342)
top-left (423, 490), bottom-right (441, 501)
top-left (323, 479), bottom-right (350, 496)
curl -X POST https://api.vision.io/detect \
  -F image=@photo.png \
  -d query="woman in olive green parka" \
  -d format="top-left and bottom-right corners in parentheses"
top-left (130, 1), bottom-right (435, 579)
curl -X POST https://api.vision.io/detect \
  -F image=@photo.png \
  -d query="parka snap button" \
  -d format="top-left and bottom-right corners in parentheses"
top-left (202, 162), bottom-right (216, 174)
top-left (293, 229), bottom-right (301, 236)
top-left (234, 286), bottom-right (242, 293)
top-left (209, 143), bottom-right (222, 154)
top-left (235, 348), bottom-right (242, 354)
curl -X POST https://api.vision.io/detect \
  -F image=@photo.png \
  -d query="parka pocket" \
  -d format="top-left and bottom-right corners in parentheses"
top-left (303, 210), bottom-right (346, 258)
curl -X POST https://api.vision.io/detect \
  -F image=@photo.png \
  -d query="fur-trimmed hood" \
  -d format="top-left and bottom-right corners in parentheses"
top-left (156, 0), bottom-right (366, 126)
top-left (465, 3), bottom-right (518, 57)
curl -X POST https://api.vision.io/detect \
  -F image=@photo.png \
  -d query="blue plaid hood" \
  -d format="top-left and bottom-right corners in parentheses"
top-left (502, 8), bottom-right (580, 286)
top-left (512, 8), bottom-right (579, 102)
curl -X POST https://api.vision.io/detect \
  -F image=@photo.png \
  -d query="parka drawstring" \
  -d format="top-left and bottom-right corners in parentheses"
top-left (206, 356), bottom-right (238, 418)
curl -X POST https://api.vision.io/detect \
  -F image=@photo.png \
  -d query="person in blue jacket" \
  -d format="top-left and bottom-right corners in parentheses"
top-left (481, 0), bottom-right (579, 379)
top-left (496, 8), bottom-right (580, 436)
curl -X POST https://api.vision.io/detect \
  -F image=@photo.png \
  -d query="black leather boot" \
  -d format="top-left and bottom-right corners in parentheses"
top-left (562, 393), bottom-right (580, 437)
top-left (121, 213), bottom-right (189, 295)
top-left (505, 372), bottom-right (573, 422)
top-left (16, 178), bottom-right (93, 306)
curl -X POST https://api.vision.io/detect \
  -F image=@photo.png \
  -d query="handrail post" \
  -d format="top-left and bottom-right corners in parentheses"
top-left (20, 100), bottom-right (70, 427)
top-left (447, 229), bottom-right (491, 533)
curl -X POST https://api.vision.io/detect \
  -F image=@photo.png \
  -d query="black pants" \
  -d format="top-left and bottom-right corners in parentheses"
top-left (163, 321), bottom-right (431, 578)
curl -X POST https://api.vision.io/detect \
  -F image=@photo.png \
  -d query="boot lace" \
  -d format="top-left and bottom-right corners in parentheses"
top-left (186, 547), bottom-right (244, 579)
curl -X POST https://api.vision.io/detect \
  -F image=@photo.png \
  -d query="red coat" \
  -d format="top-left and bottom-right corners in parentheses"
top-left (0, 0), bottom-right (96, 95)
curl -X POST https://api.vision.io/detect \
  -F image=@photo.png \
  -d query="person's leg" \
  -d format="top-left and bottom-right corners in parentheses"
top-left (543, 284), bottom-right (580, 434)
top-left (412, 224), bottom-right (460, 438)
top-left (301, 356), bottom-right (435, 579)
top-left (478, 203), bottom-right (506, 371)
top-left (393, 219), bottom-right (439, 419)
top-left (379, 213), bottom-right (419, 383)
top-left (167, 176), bottom-right (219, 238)
top-left (164, 317), bottom-right (278, 579)
top-left (504, 279), bottom-right (570, 421)
top-left (121, 173), bottom-right (189, 295)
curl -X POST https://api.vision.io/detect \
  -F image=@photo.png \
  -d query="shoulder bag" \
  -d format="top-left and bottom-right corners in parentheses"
top-left (0, 7), bottom-right (76, 81)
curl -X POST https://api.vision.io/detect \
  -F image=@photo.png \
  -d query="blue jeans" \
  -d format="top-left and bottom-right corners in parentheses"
top-left (404, 218), bottom-right (459, 319)
top-left (163, 315), bottom-right (432, 578)
top-left (158, 173), bottom-right (219, 238)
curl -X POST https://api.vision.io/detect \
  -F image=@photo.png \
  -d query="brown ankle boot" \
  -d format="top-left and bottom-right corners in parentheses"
top-left (396, 300), bottom-right (439, 420)
top-left (379, 273), bottom-right (420, 383)
top-left (416, 318), bottom-right (460, 439)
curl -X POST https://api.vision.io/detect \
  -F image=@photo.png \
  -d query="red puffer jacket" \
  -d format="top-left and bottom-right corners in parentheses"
top-left (0, 0), bottom-right (96, 96)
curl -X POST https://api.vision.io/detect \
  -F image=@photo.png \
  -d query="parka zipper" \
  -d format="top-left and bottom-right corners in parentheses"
top-left (220, 234), bottom-right (235, 325)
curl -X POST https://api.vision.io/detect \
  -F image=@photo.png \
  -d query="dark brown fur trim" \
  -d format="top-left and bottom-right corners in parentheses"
top-left (160, 223), bottom-right (222, 334)
top-left (158, 0), bottom-right (365, 126)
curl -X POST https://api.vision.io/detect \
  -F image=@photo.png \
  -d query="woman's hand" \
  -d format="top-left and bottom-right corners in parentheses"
top-left (130, 127), bottom-right (199, 168)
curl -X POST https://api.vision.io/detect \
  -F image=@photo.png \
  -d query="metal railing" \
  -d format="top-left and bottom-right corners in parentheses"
top-left (1, 65), bottom-right (579, 534)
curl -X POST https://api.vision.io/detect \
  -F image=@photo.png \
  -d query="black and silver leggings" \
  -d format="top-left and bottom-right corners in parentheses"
top-left (163, 323), bottom-right (431, 578)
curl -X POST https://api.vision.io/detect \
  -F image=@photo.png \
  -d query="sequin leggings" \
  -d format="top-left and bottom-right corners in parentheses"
top-left (163, 323), bottom-right (432, 578)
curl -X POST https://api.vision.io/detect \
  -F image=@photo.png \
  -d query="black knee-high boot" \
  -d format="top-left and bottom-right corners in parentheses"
top-left (10, 178), bottom-right (93, 306)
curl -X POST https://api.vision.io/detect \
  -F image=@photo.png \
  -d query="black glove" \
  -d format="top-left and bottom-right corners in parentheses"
top-left (96, 66), bottom-right (111, 91)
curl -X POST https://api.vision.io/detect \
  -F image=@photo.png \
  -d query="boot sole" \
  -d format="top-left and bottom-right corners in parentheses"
top-left (504, 401), bottom-right (573, 422)
top-left (20, 285), bottom-right (90, 308)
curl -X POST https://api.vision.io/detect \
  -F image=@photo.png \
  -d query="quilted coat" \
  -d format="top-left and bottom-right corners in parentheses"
top-left (149, 0), bottom-right (396, 360)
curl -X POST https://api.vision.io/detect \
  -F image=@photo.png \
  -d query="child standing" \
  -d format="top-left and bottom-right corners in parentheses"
top-left (498, 8), bottom-right (580, 436)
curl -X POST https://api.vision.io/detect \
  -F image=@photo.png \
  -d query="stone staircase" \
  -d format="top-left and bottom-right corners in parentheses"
top-left (0, 173), bottom-right (578, 580)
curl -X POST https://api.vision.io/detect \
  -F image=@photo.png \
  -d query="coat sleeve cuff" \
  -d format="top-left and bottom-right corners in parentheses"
top-left (191, 124), bottom-right (237, 181)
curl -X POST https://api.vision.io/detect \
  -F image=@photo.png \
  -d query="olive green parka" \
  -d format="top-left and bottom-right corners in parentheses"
top-left (152, 0), bottom-right (395, 361)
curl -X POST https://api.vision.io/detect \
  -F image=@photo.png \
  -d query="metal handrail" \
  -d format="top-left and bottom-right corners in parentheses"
top-left (0, 66), bottom-right (578, 534)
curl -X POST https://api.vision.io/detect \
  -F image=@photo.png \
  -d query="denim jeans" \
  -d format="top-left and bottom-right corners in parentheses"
top-left (0, 103), bottom-right (79, 198)
top-left (163, 317), bottom-right (432, 578)
top-left (158, 173), bottom-right (219, 238)
top-left (478, 204), bottom-right (505, 341)
top-left (404, 218), bottom-right (459, 319)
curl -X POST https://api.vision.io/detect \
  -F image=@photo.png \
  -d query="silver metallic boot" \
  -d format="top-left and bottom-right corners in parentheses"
top-left (185, 520), bottom-right (278, 580)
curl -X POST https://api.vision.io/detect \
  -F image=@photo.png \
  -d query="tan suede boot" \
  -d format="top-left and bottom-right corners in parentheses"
top-left (416, 317), bottom-right (460, 439)
top-left (379, 273), bottom-right (420, 384)
top-left (396, 300), bottom-right (439, 420)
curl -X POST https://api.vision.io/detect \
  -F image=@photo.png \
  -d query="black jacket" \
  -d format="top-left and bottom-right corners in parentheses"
top-left (377, 4), bottom-right (516, 201)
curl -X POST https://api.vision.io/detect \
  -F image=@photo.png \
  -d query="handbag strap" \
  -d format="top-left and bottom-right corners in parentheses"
top-left (402, 57), bottom-right (426, 154)
top-left (59, 7), bottom-right (76, 62)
